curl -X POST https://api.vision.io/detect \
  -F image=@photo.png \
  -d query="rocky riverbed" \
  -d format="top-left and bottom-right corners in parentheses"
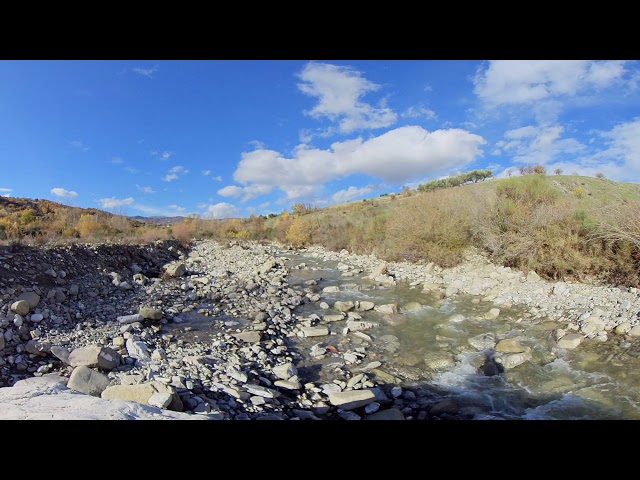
top-left (1, 239), bottom-right (640, 420)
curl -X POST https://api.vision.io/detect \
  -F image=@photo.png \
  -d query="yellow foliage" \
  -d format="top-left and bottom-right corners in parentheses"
top-left (573, 186), bottom-right (587, 198)
top-left (76, 214), bottom-right (101, 237)
top-left (286, 218), bottom-right (311, 246)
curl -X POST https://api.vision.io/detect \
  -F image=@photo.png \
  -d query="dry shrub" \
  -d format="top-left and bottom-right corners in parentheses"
top-left (138, 227), bottom-right (169, 243)
top-left (383, 188), bottom-right (476, 266)
top-left (76, 214), bottom-right (101, 238)
top-left (286, 217), bottom-right (311, 246)
top-left (171, 220), bottom-right (195, 246)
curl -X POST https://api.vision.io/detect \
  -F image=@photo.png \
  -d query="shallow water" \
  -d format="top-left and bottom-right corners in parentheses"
top-left (282, 250), bottom-right (640, 420)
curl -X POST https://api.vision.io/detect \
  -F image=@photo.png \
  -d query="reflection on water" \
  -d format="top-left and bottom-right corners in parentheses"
top-left (283, 250), bottom-right (640, 420)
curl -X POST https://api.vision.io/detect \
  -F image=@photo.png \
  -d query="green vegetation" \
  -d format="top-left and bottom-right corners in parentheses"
top-left (2, 170), bottom-right (640, 287)
top-left (417, 169), bottom-right (493, 192)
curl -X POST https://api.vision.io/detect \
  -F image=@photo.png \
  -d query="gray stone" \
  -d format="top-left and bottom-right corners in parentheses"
top-left (244, 384), bottom-right (280, 399)
top-left (323, 314), bottom-right (345, 322)
top-left (30, 314), bottom-right (43, 322)
top-left (272, 362), bottom-right (297, 380)
top-left (629, 326), bottom-right (640, 337)
top-left (301, 326), bottom-right (329, 337)
top-left (365, 408), bottom-right (405, 420)
top-left (401, 302), bottom-right (422, 311)
top-left (368, 263), bottom-right (388, 279)
top-left (328, 389), bottom-right (376, 410)
top-left (258, 260), bottom-right (275, 275)
top-left (557, 333), bottom-right (584, 349)
top-left (117, 314), bottom-right (144, 324)
top-left (51, 346), bottom-right (71, 365)
top-left (67, 366), bottom-right (110, 397)
top-left (322, 286), bottom-right (340, 293)
top-left (526, 270), bottom-right (541, 282)
top-left (11, 300), bottom-right (30, 316)
top-left (274, 380), bottom-right (301, 390)
top-left (614, 322), bottom-right (632, 334)
top-left (97, 347), bottom-right (121, 371)
top-left (139, 307), bottom-right (163, 320)
top-left (424, 351), bottom-right (455, 371)
top-left (0, 335), bottom-right (4, 351)
top-left (449, 314), bottom-right (466, 323)
top-left (346, 319), bottom-right (375, 331)
top-left (445, 286), bottom-right (459, 297)
top-left (69, 346), bottom-right (102, 368)
top-left (165, 263), bottom-right (186, 277)
top-left (468, 333), bottom-right (496, 350)
top-left (233, 331), bottom-right (262, 343)
top-left (430, 398), bottom-right (460, 416)
top-left (24, 340), bottom-right (51, 356)
top-left (17, 292), bottom-right (40, 308)
top-left (487, 308), bottom-right (501, 318)
top-left (125, 339), bottom-right (151, 361)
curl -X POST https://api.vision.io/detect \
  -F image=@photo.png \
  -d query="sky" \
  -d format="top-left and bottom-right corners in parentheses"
top-left (2, 59), bottom-right (640, 219)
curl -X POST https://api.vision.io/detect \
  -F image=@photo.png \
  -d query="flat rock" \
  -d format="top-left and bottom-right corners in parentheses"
top-left (557, 333), bottom-right (584, 349)
top-left (272, 362), bottom-right (297, 380)
top-left (165, 263), bottom-right (186, 277)
top-left (301, 326), bottom-right (329, 337)
top-left (0, 382), bottom-right (197, 420)
top-left (51, 346), bottom-right (71, 365)
top-left (374, 304), bottom-right (398, 315)
top-left (233, 331), bottom-right (262, 343)
top-left (327, 389), bottom-right (376, 410)
top-left (69, 346), bottom-right (102, 368)
top-left (125, 339), bottom-right (151, 361)
top-left (356, 301), bottom-right (375, 311)
top-left (334, 301), bottom-right (355, 312)
top-left (495, 338), bottom-right (527, 353)
top-left (101, 382), bottom-right (183, 411)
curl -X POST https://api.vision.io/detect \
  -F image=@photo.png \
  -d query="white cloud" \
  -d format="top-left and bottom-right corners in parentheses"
top-left (0, 188), bottom-right (11, 192)
top-left (202, 170), bottom-right (211, 176)
top-left (218, 184), bottom-right (273, 202)
top-left (202, 202), bottom-right (241, 219)
top-left (152, 150), bottom-right (173, 160)
top-left (124, 167), bottom-right (138, 174)
top-left (98, 197), bottom-right (134, 209)
top-left (70, 140), bottom-right (89, 152)
top-left (499, 124), bottom-right (585, 165)
top-left (402, 105), bottom-right (437, 120)
top-left (233, 125), bottom-right (486, 199)
top-left (212, 176), bottom-right (222, 182)
top-left (297, 62), bottom-right (397, 134)
top-left (331, 186), bottom-right (372, 204)
top-left (249, 140), bottom-right (267, 149)
top-left (133, 65), bottom-right (159, 78)
top-left (111, 157), bottom-right (124, 164)
top-left (163, 165), bottom-right (189, 182)
top-left (135, 184), bottom-right (155, 193)
top-left (50, 187), bottom-right (78, 199)
top-left (474, 60), bottom-right (628, 106)
top-left (167, 204), bottom-right (186, 213)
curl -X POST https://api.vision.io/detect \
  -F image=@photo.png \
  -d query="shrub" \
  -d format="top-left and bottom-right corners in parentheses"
top-left (76, 214), bottom-right (101, 238)
top-left (172, 220), bottom-right (195, 246)
top-left (286, 217), bottom-right (311, 246)
top-left (573, 186), bottom-right (587, 198)
top-left (596, 172), bottom-right (606, 179)
top-left (554, 168), bottom-right (562, 175)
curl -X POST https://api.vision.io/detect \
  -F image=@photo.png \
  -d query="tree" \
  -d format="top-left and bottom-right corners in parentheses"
top-left (595, 172), bottom-right (606, 179)
top-left (554, 168), bottom-right (562, 175)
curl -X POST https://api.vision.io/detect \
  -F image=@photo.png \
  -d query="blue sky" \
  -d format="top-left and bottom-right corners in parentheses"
top-left (2, 60), bottom-right (640, 218)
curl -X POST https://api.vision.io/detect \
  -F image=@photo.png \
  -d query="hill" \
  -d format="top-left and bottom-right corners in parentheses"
top-left (2, 173), bottom-right (640, 287)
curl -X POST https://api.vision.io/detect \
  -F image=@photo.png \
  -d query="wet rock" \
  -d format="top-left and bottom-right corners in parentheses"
top-left (424, 351), bottom-right (455, 371)
top-left (430, 398), bottom-right (459, 416)
top-left (356, 301), bottom-right (375, 311)
top-left (322, 286), bottom-right (340, 293)
top-left (323, 314), bottom-right (345, 322)
top-left (495, 338), bottom-right (527, 353)
top-left (375, 304), bottom-right (398, 315)
top-left (495, 352), bottom-right (531, 369)
top-left (557, 333), bottom-right (584, 349)
top-left (401, 302), bottom-right (422, 311)
top-left (334, 301), bottom-right (355, 312)
top-left (67, 366), bottom-right (110, 396)
top-left (468, 333), bottom-right (496, 350)
top-left (449, 314), bottom-right (465, 323)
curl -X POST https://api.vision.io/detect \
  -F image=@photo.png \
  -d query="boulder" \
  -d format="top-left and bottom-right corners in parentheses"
top-left (327, 389), bottom-right (376, 410)
top-left (495, 338), bottom-right (527, 353)
top-left (10, 300), bottom-right (30, 316)
top-left (165, 263), bottom-right (186, 277)
top-left (365, 408), bottom-right (406, 420)
top-left (139, 307), bottom-right (163, 320)
top-left (17, 292), bottom-right (40, 309)
top-left (557, 333), bottom-right (584, 349)
top-left (101, 382), bottom-right (183, 411)
top-left (67, 366), bottom-right (110, 396)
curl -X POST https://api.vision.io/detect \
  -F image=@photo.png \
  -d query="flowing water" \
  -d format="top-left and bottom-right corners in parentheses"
top-left (281, 250), bottom-right (640, 420)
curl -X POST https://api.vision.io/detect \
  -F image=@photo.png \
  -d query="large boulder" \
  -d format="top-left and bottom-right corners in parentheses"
top-left (139, 307), bottom-right (163, 320)
top-left (67, 366), bottom-right (110, 396)
top-left (101, 382), bottom-right (183, 411)
top-left (328, 389), bottom-right (376, 410)
top-left (10, 300), bottom-right (30, 316)
top-left (17, 292), bottom-right (40, 309)
top-left (164, 263), bottom-right (186, 277)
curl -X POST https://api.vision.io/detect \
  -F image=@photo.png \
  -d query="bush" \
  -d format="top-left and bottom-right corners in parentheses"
top-left (286, 218), bottom-right (311, 246)
top-left (172, 220), bottom-right (195, 246)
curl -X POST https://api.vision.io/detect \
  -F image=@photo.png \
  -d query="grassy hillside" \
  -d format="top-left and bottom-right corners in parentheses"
top-left (2, 173), bottom-right (640, 287)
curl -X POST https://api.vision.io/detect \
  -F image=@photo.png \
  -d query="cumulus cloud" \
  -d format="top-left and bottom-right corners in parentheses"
top-left (163, 165), bottom-right (189, 182)
top-left (202, 202), bottom-right (241, 219)
top-left (212, 176), bottom-right (222, 182)
top-left (98, 197), bottom-right (134, 209)
top-left (0, 188), bottom-right (11, 198)
top-left (133, 65), bottom-right (159, 78)
top-left (135, 184), bottom-right (155, 193)
top-left (218, 184), bottom-right (273, 202)
top-left (474, 60), bottom-right (628, 106)
top-left (233, 125), bottom-right (485, 199)
top-left (297, 62), bottom-right (397, 134)
top-left (0, 188), bottom-right (11, 192)
top-left (498, 124), bottom-right (585, 165)
top-left (152, 150), bottom-right (173, 161)
top-left (202, 170), bottom-right (211, 176)
top-left (331, 186), bottom-right (372, 204)
top-left (50, 187), bottom-right (78, 199)
top-left (70, 140), bottom-right (89, 152)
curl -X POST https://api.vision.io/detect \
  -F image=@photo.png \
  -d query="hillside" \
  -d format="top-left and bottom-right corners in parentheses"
top-left (2, 173), bottom-right (640, 287)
